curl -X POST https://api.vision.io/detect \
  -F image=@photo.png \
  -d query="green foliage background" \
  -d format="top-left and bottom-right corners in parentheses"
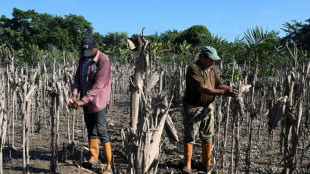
top-left (0, 8), bottom-right (309, 78)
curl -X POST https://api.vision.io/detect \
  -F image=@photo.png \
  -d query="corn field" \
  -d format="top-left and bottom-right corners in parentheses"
top-left (0, 33), bottom-right (309, 174)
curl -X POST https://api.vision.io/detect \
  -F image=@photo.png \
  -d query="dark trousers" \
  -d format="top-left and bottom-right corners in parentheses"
top-left (83, 106), bottom-right (110, 144)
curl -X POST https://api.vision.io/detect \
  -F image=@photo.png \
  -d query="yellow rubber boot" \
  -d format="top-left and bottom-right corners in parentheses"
top-left (89, 139), bottom-right (99, 164)
top-left (202, 141), bottom-right (212, 173)
top-left (103, 142), bottom-right (113, 171)
top-left (183, 143), bottom-right (193, 172)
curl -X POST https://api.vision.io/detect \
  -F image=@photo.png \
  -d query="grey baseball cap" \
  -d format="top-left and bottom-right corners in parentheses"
top-left (81, 36), bottom-right (96, 57)
top-left (200, 46), bottom-right (221, 60)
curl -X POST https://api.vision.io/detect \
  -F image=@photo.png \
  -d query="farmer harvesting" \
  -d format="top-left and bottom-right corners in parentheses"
top-left (182, 46), bottom-right (238, 173)
top-left (69, 36), bottom-right (113, 173)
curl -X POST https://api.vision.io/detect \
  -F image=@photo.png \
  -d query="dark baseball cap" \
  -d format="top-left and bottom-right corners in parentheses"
top-left (81, 36), bottom-right (96, 57)
top-left (201, 46), bottom-right (221, 60)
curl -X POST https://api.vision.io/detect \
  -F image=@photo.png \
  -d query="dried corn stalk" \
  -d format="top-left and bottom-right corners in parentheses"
top-left (123, 29), bottom-right (177, 174)
top-left (0, 71), bottom-right (7, 174)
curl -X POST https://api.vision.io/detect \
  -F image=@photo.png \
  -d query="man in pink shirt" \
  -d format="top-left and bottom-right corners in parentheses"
top-left (70, 36), bottom-right (113, 173)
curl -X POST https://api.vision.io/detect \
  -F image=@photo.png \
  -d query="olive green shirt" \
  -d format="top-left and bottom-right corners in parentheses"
top-left (184, 60), bottom-right (223, 106)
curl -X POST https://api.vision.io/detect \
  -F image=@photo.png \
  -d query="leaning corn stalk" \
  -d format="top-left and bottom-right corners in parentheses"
top-left (122, 29), bottom-right (178, 174)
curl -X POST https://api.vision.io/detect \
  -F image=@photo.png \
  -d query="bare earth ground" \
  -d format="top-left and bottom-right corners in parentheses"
top-left (2, 101), bottom-right (310, 174)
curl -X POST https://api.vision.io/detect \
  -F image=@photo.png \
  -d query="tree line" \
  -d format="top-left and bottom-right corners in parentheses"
top-left (0, 8), bottom-right (309, 70)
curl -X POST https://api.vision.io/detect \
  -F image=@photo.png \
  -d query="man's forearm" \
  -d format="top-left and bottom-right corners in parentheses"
top-left (218, 84), bottom-right (239, 97)
top-left (217, 84), bottom-right (231, 90)
top-left (198, 86), bottom-right (225, 96)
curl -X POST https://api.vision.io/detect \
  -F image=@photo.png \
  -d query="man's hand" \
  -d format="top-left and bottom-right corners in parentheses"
top-left (223, 88), bottom-right (238, 97)
top-left (68, 95), bottom-right (77, 107)
top-left (69, 95), bottom-right (77, 103)
top-left (72, 100), bottom-right (85, 109)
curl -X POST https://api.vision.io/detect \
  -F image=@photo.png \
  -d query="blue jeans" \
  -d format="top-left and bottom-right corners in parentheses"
top-left (83, 105), bottom-right (110, 144)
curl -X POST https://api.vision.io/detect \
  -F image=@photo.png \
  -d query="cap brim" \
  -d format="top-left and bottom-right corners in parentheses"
top-left (83, 49), bottom-right (92, 57)
top-left (209, 54), bottom-right (221, 60)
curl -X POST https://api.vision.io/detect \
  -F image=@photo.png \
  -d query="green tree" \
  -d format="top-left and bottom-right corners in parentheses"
top-left (92, 32), bottom-right (105, 49)
top-left (243, 26), bottom-right (281, 76)
top-left (64, 14), bottom-right (93, 51)
top-left (146, 32), bottom-right (161, 43)
top-left (0, 8), bottom-right (98, 64)
top-left (102, 32), bottom-right (129, 61)
top-left (175, 25), bottom-right (211, 47)
top-left (160, 29), bottom-right (180, 43)
top-left (281, 18), bottom-right (310, 52)
top-left (0, 8), bottom-right (94, 52)
top-left (0, 8), bottom-right (37, 49)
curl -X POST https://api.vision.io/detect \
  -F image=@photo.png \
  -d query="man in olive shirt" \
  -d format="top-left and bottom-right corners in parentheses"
top-left (182, 46), bottom-right (238, 173)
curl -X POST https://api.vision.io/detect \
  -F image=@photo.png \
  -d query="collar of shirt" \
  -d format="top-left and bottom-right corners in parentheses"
top-left (205, 68), bottom-right (210, 76)
top-left (195, 59), bottom-right (214, 71)
top-left (92, 50), bottom-right (100, 62)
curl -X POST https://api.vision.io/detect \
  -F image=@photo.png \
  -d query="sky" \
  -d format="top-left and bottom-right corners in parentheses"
top-left (1, 0), bottom-right (309, 42)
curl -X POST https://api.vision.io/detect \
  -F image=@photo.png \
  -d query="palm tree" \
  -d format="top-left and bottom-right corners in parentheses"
top-left (243, 26), bottom-right (280, 67)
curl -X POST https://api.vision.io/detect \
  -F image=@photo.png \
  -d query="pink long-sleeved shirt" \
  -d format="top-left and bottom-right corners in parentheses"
top-left (73, 51), bottom-right (111, 113)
